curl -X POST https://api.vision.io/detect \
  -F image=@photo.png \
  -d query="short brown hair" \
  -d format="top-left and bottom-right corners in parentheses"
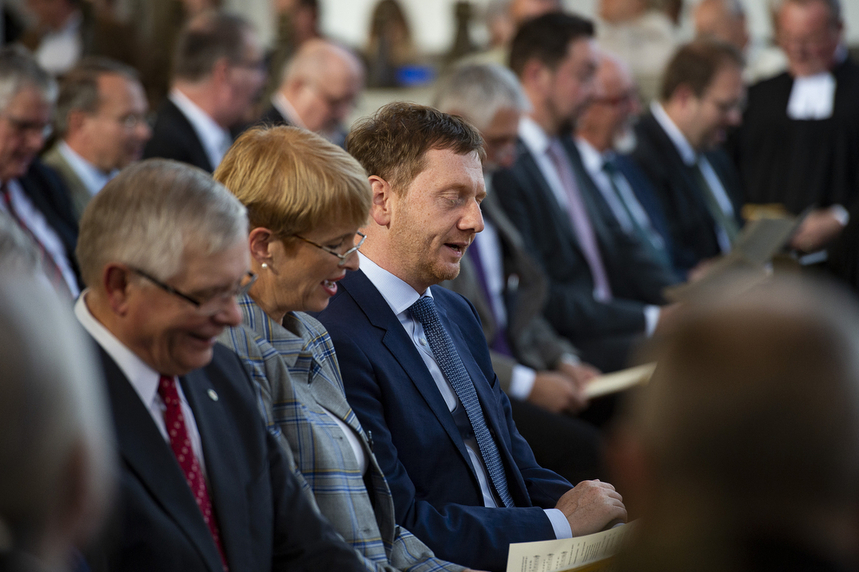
top-left (346, 101), bottom-right (485, 194)
top-left (214, 125), bottom-right (371, 239)
top-left (173, 11), bottom-right (255, 82)
top-left (55, 57), bottom-right (140, 138)
top-left (660, 39), bottom-right (744, 101)
top-left (508, 12), bottom-right (595, 78)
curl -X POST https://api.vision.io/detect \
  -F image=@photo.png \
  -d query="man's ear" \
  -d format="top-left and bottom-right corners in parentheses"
top-left (522, 58), bottom-right (551, 93)
top-left (66, 109), bottom-right (89, 136)
top-left (102, 264), bottom-right (133, 316)
top-left (211, 56), bottom-right (231, 86)
top-left (369, 175), bottom-right (394, 227)
top-left (248, 227), bottom-right (275, 265)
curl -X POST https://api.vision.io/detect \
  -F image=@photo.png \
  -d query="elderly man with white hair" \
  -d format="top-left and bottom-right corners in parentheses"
top-left (73, 158), bottom-right (366, 572)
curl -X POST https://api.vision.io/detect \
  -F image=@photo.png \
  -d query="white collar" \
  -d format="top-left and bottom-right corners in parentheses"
top-left (169, 88), bottom-right (231, 163)
top-left (651, 101), bottom-right (697, 165)
top-left (272, 92), bottom-right (306, 129)
top-left (74, 291), bottom-right (166, 407)
top-left (574, 137), bottom-right (609, 175)
top-left (357, 252), bottom-right (432, 317)
top-left (518, 115), bottom-right (552, 157)
top-left (57, 141), bottom-right (116, 196)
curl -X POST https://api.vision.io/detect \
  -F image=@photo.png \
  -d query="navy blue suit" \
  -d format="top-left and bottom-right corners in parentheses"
top-left (91, 343), bottom-right (364, 572)
top-left (316, 271), bottom-right (573, 572)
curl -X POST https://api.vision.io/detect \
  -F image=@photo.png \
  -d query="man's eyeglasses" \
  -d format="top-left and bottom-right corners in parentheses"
top-left (292, 231), bottom-right (366, 266)
top-left (1, 113), bottom-right (52, 139)
top-left (130, 266), bottom-right (257, 314)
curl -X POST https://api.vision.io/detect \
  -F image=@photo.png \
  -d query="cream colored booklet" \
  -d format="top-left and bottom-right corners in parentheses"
top-left (505, 522), bottom-right (635, 572)
top-left (584, 363), bottom-right (655, 399)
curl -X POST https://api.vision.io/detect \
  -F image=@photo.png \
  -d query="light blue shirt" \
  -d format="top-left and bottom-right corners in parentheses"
top-left (358, 252), bottom-right (572, 539)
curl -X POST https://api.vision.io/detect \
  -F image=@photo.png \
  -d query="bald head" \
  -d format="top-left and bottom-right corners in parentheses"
top-left (694, 0), bottom-right (750, 51)
top-left (577, 51), bottom-right (640, 152)
top-left (279, 39), bottom-right (364, 136)
top-left (509, 0), bottom-right (562, 26)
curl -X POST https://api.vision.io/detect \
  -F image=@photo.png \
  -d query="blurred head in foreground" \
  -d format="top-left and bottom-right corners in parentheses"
top-left (0, 269), bottom-right (114, 570)
top-left (610, 275), bottom-right (859, 572)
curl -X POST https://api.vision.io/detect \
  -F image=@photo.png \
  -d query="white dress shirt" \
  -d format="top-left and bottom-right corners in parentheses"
top-left (75, 292), bottom-right (208, 476)
top-left (1, 179), bottom-right (79, 297)
top-left (169, 89), bottom-right (232, 170)
top-left (34, 11), bottom-right (82, 76)
top-left (58, 142), bottom-right (117, 196)
top-left (471, 215), bottom-right (537, 400)
top-left (358, 253), bottom-right (572, 538)
top-left (271, 92), bottom-right (306, 128)
top-left (651, 101), bottom-right (735, 254)
top-left (519, 117), bottom-right (660, 335)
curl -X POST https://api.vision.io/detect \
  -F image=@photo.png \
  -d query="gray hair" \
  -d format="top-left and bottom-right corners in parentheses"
top-left (0, 273), bottom-right (114, 554)
top-left (433, 63), bottom-right (531, 132)
top-left (76, 159), bottom-right (248, 287)
top-left (0, 46), bottom-right (57, 112)
top-left (172, 11), bottom-right (256, 82)
top-left (54, 57), bottom-right (141, 138)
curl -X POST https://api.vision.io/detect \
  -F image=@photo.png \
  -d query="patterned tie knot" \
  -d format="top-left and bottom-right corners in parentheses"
top-left (409, 295), bottom-right (438, 327)
top-left (158, 375), bottom-right (179, 404)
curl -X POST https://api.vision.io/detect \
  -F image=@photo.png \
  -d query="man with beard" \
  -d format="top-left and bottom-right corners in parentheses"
top-left (493, 13), bottom-right (675, 373)
top-left (316, 102), bottom-right (627, 571)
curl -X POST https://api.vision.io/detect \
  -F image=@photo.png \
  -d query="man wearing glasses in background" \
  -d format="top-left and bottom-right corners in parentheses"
top-left (0, 45), bottom-right (80, 300)
top-left (629, 39), bottom-right (746, 277)
top-left (74, 158), bottom-right (368, 572)
top-left (43, 57), bottom-right (151, 222)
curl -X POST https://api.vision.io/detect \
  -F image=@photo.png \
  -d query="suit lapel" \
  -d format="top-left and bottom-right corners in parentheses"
top-left (516, 142), bottom-right (586, 256)
top-left (164, 100), bottom-right (214, 172)
top-left (180, 368), bottom-right (246, 572)
top-left (99, 348), bottom-right (224, 572)
top-left (342, 272), bottom-right (474, 469)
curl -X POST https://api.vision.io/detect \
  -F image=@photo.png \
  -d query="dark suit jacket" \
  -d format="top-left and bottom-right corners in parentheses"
top-left (258, 104), bottom-right (291, 127)
top-left (93, 343), bottom-right (364, 572)
top-left (630, 111), bottom-right (745, 272)
top-left (316, 272), bottom-right (573, 572)
top-left (492, 137), bottom-right (673, 371)
top-left (17, 160), bottom-right (81, 289)
top-left (143, 99), bottom-right (214, 172)
top-left (441, 191), bottom-right (577, 389)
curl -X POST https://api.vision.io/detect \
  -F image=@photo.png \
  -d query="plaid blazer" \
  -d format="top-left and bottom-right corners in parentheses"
top-left (218, 296), bottom-right (464, 572)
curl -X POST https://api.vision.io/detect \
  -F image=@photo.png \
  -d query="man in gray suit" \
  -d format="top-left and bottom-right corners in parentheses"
top-left (43, 58), bottom-right (150, 221)
top-left (435, 63), bottom-right (605, 482)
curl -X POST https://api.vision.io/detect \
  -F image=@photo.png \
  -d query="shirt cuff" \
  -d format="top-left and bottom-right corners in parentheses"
top-left (509, 364), bottom-right (537, 400)
top-left (559, 353), bottom-right (581, 366)
top-left (829, 204), bottom-right (850, 226)
top-left (644, 305), bottom-right (660, 337)
top-left (545, 508), bottom-right (572, 538)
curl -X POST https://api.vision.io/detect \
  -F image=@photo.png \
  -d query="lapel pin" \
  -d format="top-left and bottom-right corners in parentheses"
top-left (207, 389), bottom-right (219, 401)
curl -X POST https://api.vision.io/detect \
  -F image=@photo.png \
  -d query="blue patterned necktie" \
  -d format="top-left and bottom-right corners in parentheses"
top-left (410, 295), bottom-right (515, 508)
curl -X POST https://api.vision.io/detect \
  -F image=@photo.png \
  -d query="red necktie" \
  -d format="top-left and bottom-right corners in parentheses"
top-left (158, 375), bottom-right (228, 571)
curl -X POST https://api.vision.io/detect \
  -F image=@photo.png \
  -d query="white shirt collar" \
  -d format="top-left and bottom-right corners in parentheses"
top-left (574, 137), bottom-right (609, 176)
top-left (518, 115), bottom-right (552, 157)
top-left (357, 252), bottom-right (432, 317)
top-left (272, 92), bottom-right (306, 129)
top-left (651, 101), bottom-right (697, 165)
top-left (169, 88), bottom-right (232, 168)
top-left (74, 291), bottom-right (165, 408)
top-left (57, 141), bottom-right (116, 196)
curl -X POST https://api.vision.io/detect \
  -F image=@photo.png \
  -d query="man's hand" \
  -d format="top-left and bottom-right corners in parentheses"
top-left (654, 302), bottom-right (682, 334)
top-left (528, 371), bottom-right (587, 414)
top-left (554, 480), bottom-right (627, 536)
top-left (790, 207), bottom-right (846, 252)
top-left (557, 361), bottom-right (600, 393)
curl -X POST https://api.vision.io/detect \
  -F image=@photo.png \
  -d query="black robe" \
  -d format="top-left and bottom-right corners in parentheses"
top-left (731, 57), bottom-right (859, 214)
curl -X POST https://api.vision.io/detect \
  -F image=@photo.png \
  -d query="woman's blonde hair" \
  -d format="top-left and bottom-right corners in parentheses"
top-left (215, 126), bottom-right (371, 238)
